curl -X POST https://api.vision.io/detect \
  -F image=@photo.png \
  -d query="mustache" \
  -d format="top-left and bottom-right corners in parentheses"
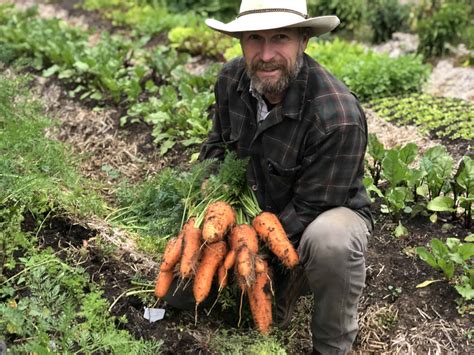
top-left (251, 60), bottom-right (286, 72)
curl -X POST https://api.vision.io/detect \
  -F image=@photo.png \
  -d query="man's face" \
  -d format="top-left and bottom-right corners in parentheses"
top-left (241, 28), bottom-right (309, 98)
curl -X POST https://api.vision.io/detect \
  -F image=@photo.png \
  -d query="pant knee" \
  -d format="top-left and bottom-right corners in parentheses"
top-left (298, 208), bottom-right (368, 268)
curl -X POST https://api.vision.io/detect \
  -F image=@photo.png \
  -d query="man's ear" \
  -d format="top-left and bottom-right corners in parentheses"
top-left (300, 28), bottom-right (310, 50)
top-left (300, 35), bottom-right (310, 52)
top-left (303, 36), bottom-right (310, 50)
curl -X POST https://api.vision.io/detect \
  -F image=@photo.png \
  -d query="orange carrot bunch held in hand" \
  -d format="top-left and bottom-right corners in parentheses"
top-left (151, 153), bottom-right (299, 334)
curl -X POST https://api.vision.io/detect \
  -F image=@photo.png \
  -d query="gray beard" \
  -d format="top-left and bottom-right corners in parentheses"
top-left (249, 53), bottom-right (304, 97)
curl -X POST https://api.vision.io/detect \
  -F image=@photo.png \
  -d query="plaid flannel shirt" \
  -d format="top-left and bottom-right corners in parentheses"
top-left (199, 54), bottom-right (373, 241)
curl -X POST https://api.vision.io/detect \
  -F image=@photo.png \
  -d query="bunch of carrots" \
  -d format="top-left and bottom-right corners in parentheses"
top-left (153, 155), bottom-right (299, 335)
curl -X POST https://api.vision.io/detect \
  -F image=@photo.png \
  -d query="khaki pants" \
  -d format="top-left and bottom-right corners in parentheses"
top-left (299, 207), bottom-right (371, 355)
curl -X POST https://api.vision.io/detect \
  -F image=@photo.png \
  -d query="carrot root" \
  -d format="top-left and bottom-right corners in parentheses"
top-left (193, 240), bottom-right (228, 305)
top-left (247, 259), bottom-right (272, 334)
top-left (179, 218), bottom-right (202, 278)
top-left (160, 233), bottom-right (184, 272)
top-left (155, 270), bottom-right (174, 299)
top-left (229, 224), bottom-right (259, 254)
top-left (252, 212), bottom-right (299, 269)
top-left (202, 201), bottom-right (236, 243)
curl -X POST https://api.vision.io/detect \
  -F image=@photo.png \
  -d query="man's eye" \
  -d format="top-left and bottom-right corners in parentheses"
top-left (276, 34), bottom-right (288, 40)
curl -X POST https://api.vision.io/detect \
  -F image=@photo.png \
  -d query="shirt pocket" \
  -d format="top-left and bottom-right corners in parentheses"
top-left (264, 158), bottom-right (301, 209)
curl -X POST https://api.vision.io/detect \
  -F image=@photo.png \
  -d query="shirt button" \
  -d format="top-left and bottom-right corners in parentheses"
top-left (251, 184), bottom-right (258, 191)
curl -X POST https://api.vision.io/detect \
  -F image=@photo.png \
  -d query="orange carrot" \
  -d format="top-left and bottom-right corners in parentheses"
top-left (160, 232), bottom-right (184, 271)
top-left (223, 249), bottom-right (236, 270)
top-left (236, 245), bottom-right (254, 279)
top-left (217, 262), bottom-right (228, 290)
top-left (254, 256), bottom-right (265, 274)
top-left (252, 212), bottom-right (299, 269)
top-left (229, 224), bottom-right (260, 288)
top-left (229, 224), bottom-right (259, 254)
top-left (193, 240), bottom-right (227, 305)
top-left (247, 259), bottom-right (272, 334)
top-left (179, 218), bottom-right (202, 278)
top-left (155, 270), bottom-right (174, 298)
top-left (202, 201), bottom-right (236, 243)
top-left (217, 249), bottom-right (236, 292)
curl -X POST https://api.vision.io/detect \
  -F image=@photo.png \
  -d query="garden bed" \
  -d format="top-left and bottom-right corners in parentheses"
top-left (1, 0), bottom-right (473, 354)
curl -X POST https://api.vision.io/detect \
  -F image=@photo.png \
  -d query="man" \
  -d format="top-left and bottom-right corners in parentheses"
top-left (200, 1), bottom-right (373, 354)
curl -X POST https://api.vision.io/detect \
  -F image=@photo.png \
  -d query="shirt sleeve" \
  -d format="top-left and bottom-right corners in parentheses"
top-left (278, 122), bottom-right (368, 241)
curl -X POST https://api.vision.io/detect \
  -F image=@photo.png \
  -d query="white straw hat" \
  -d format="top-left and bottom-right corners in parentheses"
top-left (205, 0), bottom-right (340, 38)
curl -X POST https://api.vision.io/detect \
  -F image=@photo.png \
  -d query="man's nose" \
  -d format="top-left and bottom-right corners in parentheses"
top-left (260, 41), bottom-right (276, 62)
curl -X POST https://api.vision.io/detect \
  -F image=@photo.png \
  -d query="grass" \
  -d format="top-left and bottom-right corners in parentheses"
top-left (0, 72), bottom-right (106, 218)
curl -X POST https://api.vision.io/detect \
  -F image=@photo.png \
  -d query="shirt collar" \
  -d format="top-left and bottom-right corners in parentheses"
top-left (249, 85), bottom-right (271, 123)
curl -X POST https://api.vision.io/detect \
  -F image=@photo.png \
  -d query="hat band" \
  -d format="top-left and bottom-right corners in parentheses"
top-left (237, 8), bottom-right (309, 19)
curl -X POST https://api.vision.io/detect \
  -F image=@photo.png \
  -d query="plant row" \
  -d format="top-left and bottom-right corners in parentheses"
top-left (0, 5), bottom-right (433, 155)
top-left (369, 94), bottom-right (474, 141)
top-left (81, 0), bottom-right (474, 62)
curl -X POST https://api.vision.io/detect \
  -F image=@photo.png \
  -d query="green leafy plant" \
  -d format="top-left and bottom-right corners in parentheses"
top-left (305, 39), bottom-right (430, 101)
top-left (379, 143), bottom-right (421, 222)
top-left (428, 156), bottom-right (473, 228)
top-left (127, 63), bottom-right (220, 155)
top-left (0, 205), bottom-right (32, 276)
top-left (166, 0), bottom-right (238, 20)
top-left (367, 133), bottom-right (385, 186)
top-left (82, 0), bottom-right (200, 35)
top-left (209, 329), bottom-right (287, 354)
top-left (416, 235), bottom-right (474, 301)
top-left (420, 146), bottom-right (454, 199)
top-left (0, 73), bottom-right (105, 217)
top-left (1, 250), bottom-right (162, 353)
top-left (417, 2), bottom-right (471, 58)
top-left (364, 133), bottom-right (473, 230)
top-left (309, 0), bottom-right (366, 32)
top-left (168, 24), bottom-right (235, 60)
top-left (368, 0), bottom-right (410, 43)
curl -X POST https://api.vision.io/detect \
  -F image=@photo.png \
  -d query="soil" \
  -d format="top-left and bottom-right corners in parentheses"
top-left (3, 0), bottom-right (474, 353)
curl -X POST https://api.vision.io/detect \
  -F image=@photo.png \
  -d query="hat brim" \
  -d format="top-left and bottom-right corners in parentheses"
top-left (205, 14), bottom-right (340, 38)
